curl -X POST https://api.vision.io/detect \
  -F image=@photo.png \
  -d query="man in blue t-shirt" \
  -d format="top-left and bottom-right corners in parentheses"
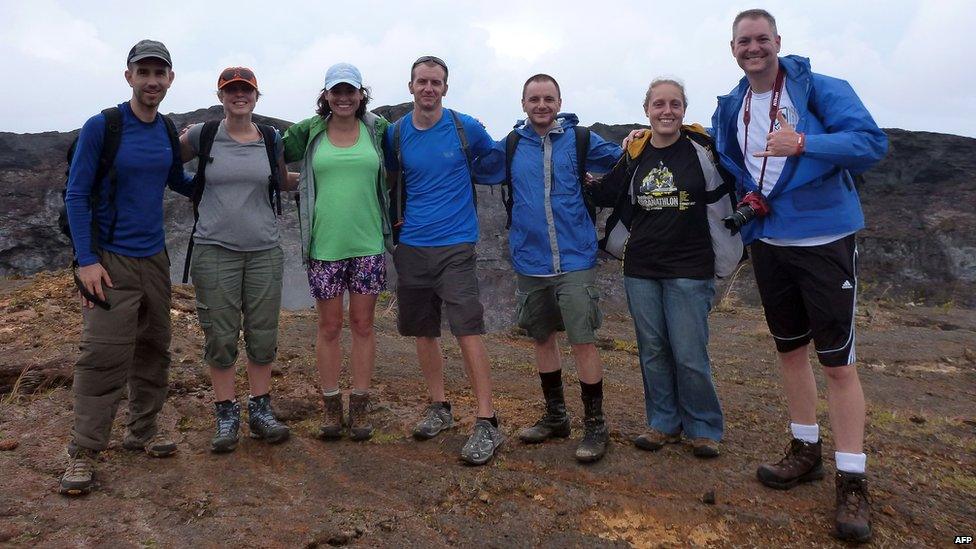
top-left (60, 40), bottom-right (194, 497)
top-left (383, 55), bottom-right (502, 465)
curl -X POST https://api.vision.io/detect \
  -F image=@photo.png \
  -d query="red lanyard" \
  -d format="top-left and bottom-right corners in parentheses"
top-left (743, 67), bottom-right (786, 193)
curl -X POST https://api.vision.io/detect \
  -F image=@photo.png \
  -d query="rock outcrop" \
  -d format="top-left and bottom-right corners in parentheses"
top-left (1, 106), bottom-right (973, 329)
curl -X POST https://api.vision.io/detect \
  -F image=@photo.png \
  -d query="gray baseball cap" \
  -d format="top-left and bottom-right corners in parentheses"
top-left (127, 39), bottom-right (172, 67)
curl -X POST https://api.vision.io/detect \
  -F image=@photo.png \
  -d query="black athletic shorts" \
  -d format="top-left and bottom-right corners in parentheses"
top-left (392, 242), bottom-right (486, 338)
top-left (750, 234), bottom-right (858, 367)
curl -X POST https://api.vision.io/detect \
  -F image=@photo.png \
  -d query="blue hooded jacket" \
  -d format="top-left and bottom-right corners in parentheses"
top-left (476, 113), bottom-right (621, 275)
top-left (711, 55), bottom-right (888, 245)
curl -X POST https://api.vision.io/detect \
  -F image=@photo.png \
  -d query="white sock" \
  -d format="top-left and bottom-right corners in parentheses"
top-left (790, 422), bottom-right (820, 443)
top-left (322, 388), bottom-right (340, 397)
top-left (836, 452), bottom-right (867, 474)
top-left (351, 389), bottom-right (368, 396)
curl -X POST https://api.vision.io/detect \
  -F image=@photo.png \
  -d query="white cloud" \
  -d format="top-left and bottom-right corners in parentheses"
top-left (0, 0), bottom-right (972, 138)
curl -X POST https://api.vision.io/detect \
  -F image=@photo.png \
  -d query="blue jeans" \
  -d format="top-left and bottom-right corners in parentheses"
top-left (624, 276), bottom-right (724, 441)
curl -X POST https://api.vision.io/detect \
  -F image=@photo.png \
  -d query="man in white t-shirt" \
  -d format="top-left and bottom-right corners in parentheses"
top-left (710, 9), bottom-right (888, 544)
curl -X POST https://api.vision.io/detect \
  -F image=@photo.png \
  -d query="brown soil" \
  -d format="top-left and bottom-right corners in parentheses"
top-left (0, 272), bottom-right (974, 547)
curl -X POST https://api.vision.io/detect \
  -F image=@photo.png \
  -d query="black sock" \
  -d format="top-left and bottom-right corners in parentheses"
top-left (580, 379), bottom-right (603, 399)
top-left (436, 401), bottom-right (452, 411)
top-left (539, 369), bottom-right (562, 389)
top-left (477, 414), bottom-right (499, 427)
top-left (214, 399), bottom-right (234, 407)
top-left (250, 393), bottom-right (270, 401)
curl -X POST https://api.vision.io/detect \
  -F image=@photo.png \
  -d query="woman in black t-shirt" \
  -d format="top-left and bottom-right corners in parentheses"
top-left (589, 79), bottom-right (725, 458)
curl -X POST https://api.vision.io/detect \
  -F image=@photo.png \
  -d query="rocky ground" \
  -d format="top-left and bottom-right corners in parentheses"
top-left (0, 271), bottom-right (973, 547)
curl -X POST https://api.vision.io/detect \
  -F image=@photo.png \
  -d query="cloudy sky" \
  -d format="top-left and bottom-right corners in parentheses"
top-left (2, 0), bottom-right (973, 138)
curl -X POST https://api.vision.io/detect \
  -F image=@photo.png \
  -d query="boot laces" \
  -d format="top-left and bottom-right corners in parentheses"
top-left (68, 453), bottom-right (94, 476)
top-left (841, 476), bottom-right (869, 513)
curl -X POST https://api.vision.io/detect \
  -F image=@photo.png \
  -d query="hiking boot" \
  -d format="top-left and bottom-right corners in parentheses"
top-left (348, 392), bottom-right (375, 441)
top-left (575, 392), bottom-right (609, 463)
top-left (633, 429), bottom-right (681, 451)
top-left (833, 471), bottom-right (872, 543)
top-left (460, 418), bottom-right (505, 466)
top-left (211, 400), bottom-right (241, 454)
top-left (518, 384), bottom-right (570, 443)
top-left (756, 438), bottom-right (824, 489)
top-left (413, 402), bottom-right (454, 440)
top-left (319, 392), bottom-right (344, 440)
top-left (122, 430), bottom-right (177, 457)
top-left (692, 438), bottom-right (721, 459)
top-left (247, 394), bottom-right (290, 444)
top-left (59, 447), bottom-right (97, 496)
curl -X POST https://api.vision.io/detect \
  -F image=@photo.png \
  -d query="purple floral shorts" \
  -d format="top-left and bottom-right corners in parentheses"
top-left (307, 254), bottom-right (387, 301)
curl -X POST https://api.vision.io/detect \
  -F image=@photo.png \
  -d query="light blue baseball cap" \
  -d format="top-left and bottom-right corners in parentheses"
top-left (324, 62), bottom-right (363, 90)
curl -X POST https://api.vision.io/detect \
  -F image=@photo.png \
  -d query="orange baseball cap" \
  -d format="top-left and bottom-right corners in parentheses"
top-left (217, 67), bottom-right (258, 90)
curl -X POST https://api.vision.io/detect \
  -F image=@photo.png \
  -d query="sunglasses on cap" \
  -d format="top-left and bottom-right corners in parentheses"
top-left (217, 67), bottom-right (258, 90)
top-left (411, 55), bottom-right (448, 77)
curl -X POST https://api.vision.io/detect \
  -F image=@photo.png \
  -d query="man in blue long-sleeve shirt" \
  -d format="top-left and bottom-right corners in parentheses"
top-left (60, 39), bottom-right (193, 497)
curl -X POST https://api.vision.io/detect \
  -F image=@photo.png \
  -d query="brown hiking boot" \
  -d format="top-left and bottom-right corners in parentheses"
top-left (833, 471), bottom-right (872, 543)
top-left (691, 438), bottom-right (721, 459)
top-left (59, 447), bottom-right (97, 496)
top-left (756, 438), bottom-right (824, 489)
top-left (633, 429), bottom-right (681, 451)
top-left (348, 392), bottom-right (375, 441)
top-left (319, 393), bottom-right (344, 440)
top-left (123, 430), bottom-right (177, 457)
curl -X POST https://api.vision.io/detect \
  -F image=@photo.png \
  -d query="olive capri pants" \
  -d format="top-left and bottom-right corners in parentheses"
top-left (190, 244), bottom-right (284, 369)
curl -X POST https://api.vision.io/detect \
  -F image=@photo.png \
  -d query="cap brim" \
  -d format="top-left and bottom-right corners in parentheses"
top-left (128, 54), bottom-right (172, 67)
top-left (325, 78), bottom-right (361, 90)
top-left (219, 76), bottom-right (257, 88)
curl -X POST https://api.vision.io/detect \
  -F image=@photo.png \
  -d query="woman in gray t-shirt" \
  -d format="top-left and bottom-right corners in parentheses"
top-left (178, 67), bottom-right (296, 453)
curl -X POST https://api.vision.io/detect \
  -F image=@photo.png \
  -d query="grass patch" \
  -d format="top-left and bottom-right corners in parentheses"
top-left (0, 364), bottom-right (35, 406)
top-left (941, 472), bottom-right (976, 492)
top-left (612, 339), bottom-right (638, 354)
top-left (368, 430), bottom-right (401, 444)
top-left (869, 409), bottom-right (903, 430)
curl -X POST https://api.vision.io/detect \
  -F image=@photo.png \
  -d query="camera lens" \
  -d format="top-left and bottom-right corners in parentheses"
top-left (722, 204), bottom-right (756, 236)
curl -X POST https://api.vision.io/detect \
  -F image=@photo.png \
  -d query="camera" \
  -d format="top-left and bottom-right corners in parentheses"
top-left (723, 191), bottom-right (771, 235)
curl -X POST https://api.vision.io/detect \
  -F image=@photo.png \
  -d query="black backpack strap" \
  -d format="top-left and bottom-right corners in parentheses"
top-left (574, 125), bottom-right (590, 184)
top-left (182, 120), bottom-right (220, 283)
top-left (100, 107), bottom-right (124, 245)
top-left (392, 118), bottom-right (405, 237)
top-left (161, 114), bottom-right (185, 188)
top-left (256, 124), bottom-right (281, 215)
top-left (502, 130), bottom-right (520, 229)
top-left (573, 125), bottom-right (597, 225)
top-left (448, 109), bottom-right (478, 209)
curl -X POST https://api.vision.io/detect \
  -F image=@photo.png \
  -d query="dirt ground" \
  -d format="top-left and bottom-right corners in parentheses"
top-left (0, 271), bottom-right (974, 547)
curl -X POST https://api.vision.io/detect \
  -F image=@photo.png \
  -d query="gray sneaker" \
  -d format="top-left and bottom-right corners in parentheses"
top-left (59, 448), bottom-right (97, 496)
top-left (460, 419), bottom-right (505, 466)
top-left (413, 402), bottom-right (454, 440)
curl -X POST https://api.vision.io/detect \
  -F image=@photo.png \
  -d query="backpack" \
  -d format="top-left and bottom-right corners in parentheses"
top-left (501, 125), bottom-right (595, 230)
top-left (390, 109), bottom-right (476, 243)
top-left (598, 126), bottom-right (745, 278)
top-left (59, 106), bottom-right (181, 309)
top-left (181, 120), bottom-right (281, 283)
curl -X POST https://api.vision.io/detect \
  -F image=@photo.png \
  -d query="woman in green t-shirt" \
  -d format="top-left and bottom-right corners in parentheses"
top-left (282, 63), bottom-right (392, 442)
